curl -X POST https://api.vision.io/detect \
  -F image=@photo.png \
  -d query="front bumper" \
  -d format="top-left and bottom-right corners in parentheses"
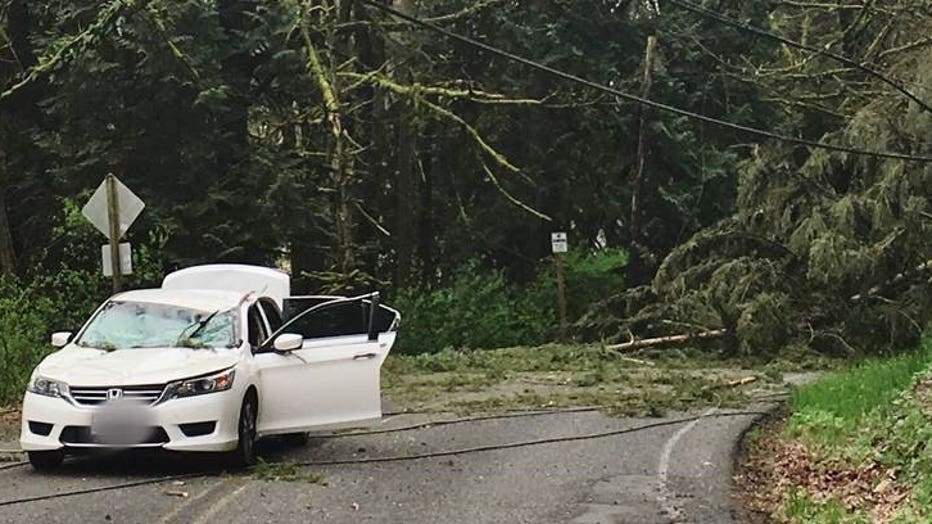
top-left (20, 390), bottom-right (241, 453)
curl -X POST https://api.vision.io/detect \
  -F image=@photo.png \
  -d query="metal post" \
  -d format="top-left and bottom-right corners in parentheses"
top-left (105, 174), bottom-right (122, 293)
top-left (555, 253), bottom-right (568, 341)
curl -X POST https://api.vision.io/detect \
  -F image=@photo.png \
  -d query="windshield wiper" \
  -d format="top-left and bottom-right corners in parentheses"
top-left (186, 310), bottom-right (220, 339)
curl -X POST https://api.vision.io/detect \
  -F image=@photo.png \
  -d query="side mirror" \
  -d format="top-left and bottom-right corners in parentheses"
top-left (51, 332), bottom-right (73, 348)
top-left (273, 333), bottom-right (303, 352)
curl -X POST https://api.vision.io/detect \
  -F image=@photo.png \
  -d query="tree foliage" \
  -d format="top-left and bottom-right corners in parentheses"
top-left (582, 0), bottom-right (932, 354)
top-left (0, 0), bottom-right (929, 355)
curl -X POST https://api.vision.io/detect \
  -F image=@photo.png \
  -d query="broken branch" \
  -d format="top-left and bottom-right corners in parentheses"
top-left (606, 329), bottom-right (727, 352)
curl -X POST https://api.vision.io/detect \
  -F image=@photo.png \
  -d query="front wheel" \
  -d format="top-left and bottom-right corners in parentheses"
top-left (229, 395), bottom-right (258, 468)
top-left (27, 450), bottom-right (64, 471)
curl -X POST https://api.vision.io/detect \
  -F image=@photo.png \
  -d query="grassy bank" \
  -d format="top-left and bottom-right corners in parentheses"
top-left (739, 338), bottom-right (932, 522)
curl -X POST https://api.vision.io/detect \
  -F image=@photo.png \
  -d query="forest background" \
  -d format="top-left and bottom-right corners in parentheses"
top-left (0, 0), bottom-right (930, 403)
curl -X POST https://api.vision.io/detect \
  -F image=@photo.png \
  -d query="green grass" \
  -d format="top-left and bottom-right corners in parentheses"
top-left (789, 340), bottom-right (932, 424)
top-left (783, 490), bottom-right (869, 524)
top-left (777, 336), bottom-right (932, 522)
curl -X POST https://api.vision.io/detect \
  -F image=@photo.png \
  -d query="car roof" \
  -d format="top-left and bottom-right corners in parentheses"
top-left (111, 288), bottom-right (250, 312)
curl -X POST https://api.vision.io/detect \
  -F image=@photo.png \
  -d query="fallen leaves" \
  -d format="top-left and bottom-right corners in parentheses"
top-left (734, 419), bottom-right (913, 523)
top-left (0, 404), bottom-right (21, 429)
top-left (913, 377), bottom-right (932, 417)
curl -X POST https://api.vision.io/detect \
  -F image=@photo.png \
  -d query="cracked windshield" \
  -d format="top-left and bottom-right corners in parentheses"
top-left (76, 301), bottom-right (235, 350)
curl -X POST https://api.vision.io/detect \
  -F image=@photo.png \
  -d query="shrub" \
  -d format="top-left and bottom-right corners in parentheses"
top-left (391, 250), bottom-right (626, 354)
top-left (392, 262), bottom-right (553, 354)
top-left (0, 281), bottom-right (57, 404)
top-left (553, 249), bottom-right (627, 321)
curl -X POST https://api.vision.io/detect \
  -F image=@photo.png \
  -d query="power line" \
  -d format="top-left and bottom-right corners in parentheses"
top-left (667, 0), bottom-right (932, 115)
top-left (0, 410), bottom-right (769, 508)
top-left (360, 0), bottom-right (932, 163)
top-left (294, 410), bottom-right (770, 468)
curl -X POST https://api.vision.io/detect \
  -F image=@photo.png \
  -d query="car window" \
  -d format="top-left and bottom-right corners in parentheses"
top-left (281, 297), bottom-right (398, 341)
top-left (258, 299), bottom-right (283, 333)
top-left (283, 300), bottom-right (367, 339)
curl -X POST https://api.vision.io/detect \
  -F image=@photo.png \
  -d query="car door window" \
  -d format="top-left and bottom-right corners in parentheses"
top-left (283, 301), bottom-right (368, 339)
top-left (258, 299), bottom-right (283, 333)
top-left (279, 296), bottom-right (399, 343)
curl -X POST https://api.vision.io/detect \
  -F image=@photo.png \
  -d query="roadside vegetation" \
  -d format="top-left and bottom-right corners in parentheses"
top-left (382, 343), bottom-right (804, 416)
top-left (0, 205), bottom-right (163, 404)
top-left (737, 336), bottom-right (932, 523)
top-left (392, 249), bottom-right (626, 354)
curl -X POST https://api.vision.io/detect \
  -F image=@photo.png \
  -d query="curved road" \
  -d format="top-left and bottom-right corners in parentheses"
top-left (0, 404), bottom-right (774, 524)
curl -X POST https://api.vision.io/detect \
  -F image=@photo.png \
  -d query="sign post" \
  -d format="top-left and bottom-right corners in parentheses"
top-left (106, 175), bottom-right (122, 293)
top-left (551, 232), bottom-right (568, 341)
top-left (81, 174), bottom-right (145, 293)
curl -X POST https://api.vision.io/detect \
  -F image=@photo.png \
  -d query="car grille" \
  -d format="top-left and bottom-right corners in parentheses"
top-left (60, 426), bottom-right (169, 445)
top-left (69, 385), bottom-right (166, 406)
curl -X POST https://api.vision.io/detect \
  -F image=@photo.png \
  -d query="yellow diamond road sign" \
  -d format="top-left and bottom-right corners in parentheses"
top-left (81, 176), bottom-right (145, 239)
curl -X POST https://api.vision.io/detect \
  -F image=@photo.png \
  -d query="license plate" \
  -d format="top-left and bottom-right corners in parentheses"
top-left (91, 400), bottom-right (155, 446)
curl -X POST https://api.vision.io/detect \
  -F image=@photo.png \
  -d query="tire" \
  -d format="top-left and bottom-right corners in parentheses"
top-left (27, 450), bottom-right (64, 471)
top-left (230, 394), bottom-right (258, 468)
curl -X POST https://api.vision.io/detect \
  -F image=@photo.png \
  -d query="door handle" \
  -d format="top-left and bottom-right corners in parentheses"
top-left (353, 352), bottom-right (378, 360)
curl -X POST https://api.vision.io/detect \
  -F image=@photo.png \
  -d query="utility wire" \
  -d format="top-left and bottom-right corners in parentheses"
top-left (0, 409), bottom-right (768, 508)
top-left (294, 409), bottom-right (769, 468)
top-left (667, 0), bottom-right (932, 115)
top-left (0, 472), bottom-right (208, 508)
top-left (322, 406), bottom-right (602, 438)
top-left (360, 0), bottom-right (932, 163)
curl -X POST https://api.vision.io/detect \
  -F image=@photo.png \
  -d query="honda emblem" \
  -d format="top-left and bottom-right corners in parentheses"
top-left (107, 388), bottom-right (123, 401)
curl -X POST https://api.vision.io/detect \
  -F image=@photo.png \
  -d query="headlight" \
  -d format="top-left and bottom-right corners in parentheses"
top-left (28, 377), bottom-right (69, 398)
top-left (165, 368), bottom-right (235, 400)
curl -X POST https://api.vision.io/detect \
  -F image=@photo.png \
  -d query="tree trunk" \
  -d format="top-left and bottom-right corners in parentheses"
top-left (393, 101), bottom-right (418, 287)
top-left (0, 0), bottom-right (41, 276)
top-left (0, 148), bottom-right (17, 275)
top-left (333, 134), bottom-right (356, 274)
top-left (217, 0), bottom-right (255, 160)
top-left (417, 134), bottom-right (436, 280)
top-left (301, 1), bottom-right (357, 274)
top-left (391, 0), bottom-right (418, 288)
top-left (626, 33), bottom-right (658, 288)
top-left (607, 329), bottom-right (726, 352)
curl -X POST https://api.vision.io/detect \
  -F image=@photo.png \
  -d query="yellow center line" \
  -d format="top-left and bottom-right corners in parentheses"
top-left (156, 477), bottom-right (237, 524)
top-left (192, 479), bottom-right (250, 524)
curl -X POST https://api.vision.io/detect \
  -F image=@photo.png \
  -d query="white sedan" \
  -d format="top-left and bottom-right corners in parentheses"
top-left (19, 265), bottom-right (399, 470)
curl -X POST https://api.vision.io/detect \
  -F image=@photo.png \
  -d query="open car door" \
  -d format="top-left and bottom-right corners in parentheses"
top-left (253, 293), bottom-right (399, 435)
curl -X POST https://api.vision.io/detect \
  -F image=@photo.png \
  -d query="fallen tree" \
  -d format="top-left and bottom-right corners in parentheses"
top-left (578, 37), bottom-right (932, 356)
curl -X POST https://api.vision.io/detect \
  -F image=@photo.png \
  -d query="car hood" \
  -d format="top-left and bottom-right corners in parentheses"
top-left (36, 345), bottom-right (242, 387)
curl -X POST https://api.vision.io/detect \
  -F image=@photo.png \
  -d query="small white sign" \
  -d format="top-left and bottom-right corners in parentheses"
top-left (101, 243), bottom-right (133, 276)
top-left (82, 176), bottom-right (145, 239)
top-left (551, 232), bottom-right (568, 254)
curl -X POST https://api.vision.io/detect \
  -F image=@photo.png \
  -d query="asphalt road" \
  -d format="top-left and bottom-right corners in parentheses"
top-left (0, 404), bottom-right (774, 524)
